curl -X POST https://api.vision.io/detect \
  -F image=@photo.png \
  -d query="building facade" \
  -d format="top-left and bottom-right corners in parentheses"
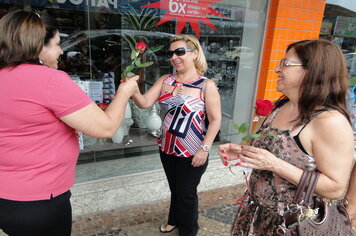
top-left (0, 0), bottom-right (355, 217)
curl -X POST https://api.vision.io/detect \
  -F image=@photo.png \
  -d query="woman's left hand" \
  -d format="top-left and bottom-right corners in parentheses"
top-left (192, 149), bottom-right (208, 167)
top-left (238, 145), bottom-right (277, 171)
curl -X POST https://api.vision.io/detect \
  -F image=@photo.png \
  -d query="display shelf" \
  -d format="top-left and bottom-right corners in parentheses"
top-left (201, 34), bottom-right (240, 117)
top-left (78, 128), bottom-right (158, 164)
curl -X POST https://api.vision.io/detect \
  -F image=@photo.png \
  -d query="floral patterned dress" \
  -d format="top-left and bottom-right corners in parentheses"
top-left (231, 107), bottom-right (317, 236)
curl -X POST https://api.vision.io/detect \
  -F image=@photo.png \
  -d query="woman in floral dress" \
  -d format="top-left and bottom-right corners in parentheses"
top-left (218, 39), bottom-right (354, 235)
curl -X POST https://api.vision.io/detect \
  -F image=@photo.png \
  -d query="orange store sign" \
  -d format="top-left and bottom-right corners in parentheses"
top-left (142, 0), bottom-right (226, 38)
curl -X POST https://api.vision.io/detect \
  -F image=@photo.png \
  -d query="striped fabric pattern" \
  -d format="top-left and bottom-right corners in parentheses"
top-left (157, 75), bottom-right (207, 158)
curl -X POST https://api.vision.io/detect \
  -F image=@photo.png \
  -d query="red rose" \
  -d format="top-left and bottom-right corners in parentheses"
top-left (255, 99), bottom-right (275, 116)
top-left (135, 42), bottom-right (147, 53)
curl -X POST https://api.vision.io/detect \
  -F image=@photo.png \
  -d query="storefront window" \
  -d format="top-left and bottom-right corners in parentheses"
top-left (320, 0), bottom-right (356, 138)
top-left (0, 0), bottom-right (268, 182)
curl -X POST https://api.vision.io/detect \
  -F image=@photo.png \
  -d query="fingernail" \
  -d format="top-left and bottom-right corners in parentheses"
top-left (231, 162), bottom-right (241, 166)
top-left (237, 154), bottom-right (240, 158)
top-left (223, 156), bottom-right (228, 160)
top-left (223, 161), bottom-right (229, 166)
top-left (221, 149), bottom-right (225, 153)
top-left (241, 146), bottom-right (243, 149)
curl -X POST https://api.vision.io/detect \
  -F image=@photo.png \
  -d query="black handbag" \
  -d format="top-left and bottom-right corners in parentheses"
top-left (277, 170), bottom-right (353, 236)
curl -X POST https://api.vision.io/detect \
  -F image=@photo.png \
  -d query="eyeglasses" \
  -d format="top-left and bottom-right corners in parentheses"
top-left (167, 47), bottom-right (195, 58)
top-left (278, 59), bottom-right (304, 68)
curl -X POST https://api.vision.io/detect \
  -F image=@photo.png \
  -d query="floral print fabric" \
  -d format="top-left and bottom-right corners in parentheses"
top-left (231, 107), bottom-right (317, 236)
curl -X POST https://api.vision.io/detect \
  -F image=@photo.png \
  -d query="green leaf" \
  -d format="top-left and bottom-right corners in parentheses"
top-left (131, 50), bottom-right (137, 61)
top-left (239, 123), bottom-right (249, 134)
top-left (230, 121), bottom-right (240, 132)
top-left (123, 34), bottom-right (136, 50)
top-left (138, 8), bottom-right (158, 30)
top-left (127, 6), bottom-right (138, 18)
top-left (127, 72), bottom-right (135, 77)
top-left (135, 58), bottom-right (141, 66)
top-left (137, 61), bottom-right (154, 68)
top-left (139, 7), bottom-right (148, 17)
top-left (125, 8), bottom-right (140, 30)
top-left (121, 72), bottom-right (127, 79)
top-left (250, 133), bottom-right (261, 139)
top-left (139, 12), bottom-right (150, 26)
top-left (242, 136), bottom-right (250, 142)
top-left (349, 76), bottom-right (356, 86)
top-left (142, 16), bottom-right (159, 31)
top-left (125, 64), bottom-right (135, 73)
top-left (125, 14), bottom-right (140, 30)
top-left (148, 45), bottom-right (164, 53)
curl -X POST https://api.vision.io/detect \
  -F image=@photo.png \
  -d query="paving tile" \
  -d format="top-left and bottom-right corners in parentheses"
top-left (72, 185), bottom-right (244, 236)
top-left (5, 183), bottom-right (354, 236)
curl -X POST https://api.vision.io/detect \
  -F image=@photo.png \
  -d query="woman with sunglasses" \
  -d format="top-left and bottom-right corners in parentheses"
top-left (218, 39), bottom-right (354, 235)
top-left (132, 35), bottom-right (221, 236)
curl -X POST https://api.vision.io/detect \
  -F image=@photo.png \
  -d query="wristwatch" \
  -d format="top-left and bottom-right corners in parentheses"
top-left (200, 144), bottom-right (211, 152)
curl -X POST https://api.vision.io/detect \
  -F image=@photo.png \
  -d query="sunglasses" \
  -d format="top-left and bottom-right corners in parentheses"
top-left (279, 59), bottom-right (304, 68)
top-left (167, 47), bottom-right (195, 58)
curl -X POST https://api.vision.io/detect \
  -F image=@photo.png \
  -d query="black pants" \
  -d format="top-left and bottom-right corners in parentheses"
top-left (0, 190), bottom-right (72, 236)
top-left (160, 150), bottom-right (208, 236)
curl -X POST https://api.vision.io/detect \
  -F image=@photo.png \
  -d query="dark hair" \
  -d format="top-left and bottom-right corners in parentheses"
top-left (275, 39), bottom-right (350, 125)
top-left (40, 14), bottom-right (59, 45)
top-left (0, 10), bottom-right (45, 69)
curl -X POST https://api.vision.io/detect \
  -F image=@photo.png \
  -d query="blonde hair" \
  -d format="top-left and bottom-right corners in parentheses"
top-left (170, 35), bottom-right (207, 74)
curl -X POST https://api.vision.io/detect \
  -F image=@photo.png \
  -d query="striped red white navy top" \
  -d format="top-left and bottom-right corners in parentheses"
top-left (157, 74), bottom-right (208, 157)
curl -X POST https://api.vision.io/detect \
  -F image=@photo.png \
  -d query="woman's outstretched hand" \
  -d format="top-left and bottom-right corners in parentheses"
top-left (218, 143), bottom-right (242, 166)
top-left (219, 143), bottom-right (277, 171)
top-left (117, 75), bottom-right (139, 98)
top-left (236, 145), bottom-right (276, 171)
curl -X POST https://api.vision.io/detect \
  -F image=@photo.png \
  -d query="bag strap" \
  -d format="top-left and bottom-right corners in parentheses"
top-left (293, 170), bottom-right (311, 203)
top-left (293, 170), bottom-right (320, 206)
top-left (304, 171), bottom-right (319, 205)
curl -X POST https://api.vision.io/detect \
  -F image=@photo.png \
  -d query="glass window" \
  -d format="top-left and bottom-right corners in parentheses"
top-left (320, 0), bottom-right (356, 139)
top-left (0, 0), bottom-right (268, 182)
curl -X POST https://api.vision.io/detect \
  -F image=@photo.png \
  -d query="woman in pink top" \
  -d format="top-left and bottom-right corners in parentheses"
top-left (0, 10), bottom-right (138, 236)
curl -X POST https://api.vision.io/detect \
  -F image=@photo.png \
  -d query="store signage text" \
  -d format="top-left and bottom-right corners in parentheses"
top-left (56, 0), bottom-right (118, 9)
top-left (143, 0), bottom-right (226, 38)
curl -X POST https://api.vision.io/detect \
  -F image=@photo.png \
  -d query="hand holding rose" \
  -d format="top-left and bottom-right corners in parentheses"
top-left (218, 143), bottom-right (242, 166)
top-left (121, 41), bottom-right (163, 82)
top-left (219, 144), bottom-right (278, 172)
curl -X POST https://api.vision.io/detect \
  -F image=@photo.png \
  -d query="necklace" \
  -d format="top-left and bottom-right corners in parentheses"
top-left (175, 73), bottom-right (199, 83)
top-left (177, 83), bottom-right (183, 96)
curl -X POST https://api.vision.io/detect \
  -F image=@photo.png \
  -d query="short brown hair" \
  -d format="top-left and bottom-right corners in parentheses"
top-left (170, 35), bottom-right (207, 74)
top-left (0, 10), bottom-right (45, 69)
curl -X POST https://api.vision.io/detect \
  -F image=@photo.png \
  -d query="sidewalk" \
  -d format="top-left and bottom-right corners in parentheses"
top-left (71, 185), bottom-right (245, 236)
